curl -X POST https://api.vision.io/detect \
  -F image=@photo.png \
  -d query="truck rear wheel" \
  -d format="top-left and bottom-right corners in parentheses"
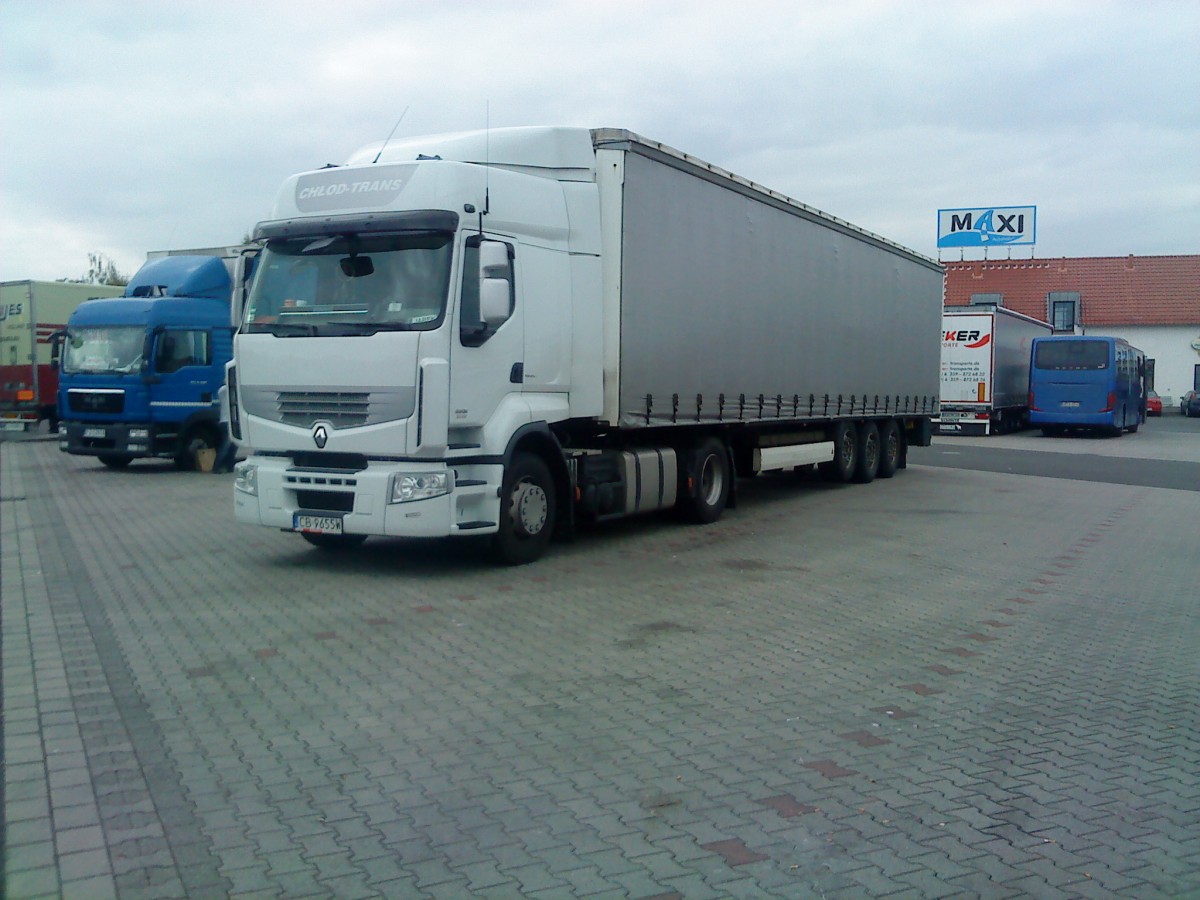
top-left (876, 420), bottom-right (901, 479)
top-left (678, 437), bottom-right (731, 524)
top-left (819, 421), bottom-right (858, 483)
top-left (853, 422), bottom-right (880, 483)
top-left (495, 452), bottom-right (556, 565)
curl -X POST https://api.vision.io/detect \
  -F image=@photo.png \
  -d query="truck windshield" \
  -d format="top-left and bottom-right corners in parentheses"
top-left (1034, 340), bottom-right (1110, 371)
top-left (62, 326), bottom-right (145, 374)
top-left (243, 232), bottom-right (453, 335)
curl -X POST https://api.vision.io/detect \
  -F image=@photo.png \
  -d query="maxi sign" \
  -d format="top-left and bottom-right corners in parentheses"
top-left (938, 206), bottom-right (1037, 249)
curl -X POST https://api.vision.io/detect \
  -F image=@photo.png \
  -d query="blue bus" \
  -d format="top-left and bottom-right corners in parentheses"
top-left (1028, 335), bottom-right (1146, 437)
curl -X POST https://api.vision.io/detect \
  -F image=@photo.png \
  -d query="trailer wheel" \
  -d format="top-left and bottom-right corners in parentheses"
top-left (819, 421), bottom-right (858, 483)
top-left (853, 422), bottom-right (880, 483)
top-left (679, 437), bottom-right (731, 524)
top-left (876, 420), bottom-right (901, 479)
top-left (301, 533), bottom-right (368, 550)
top-left (98, 454), bottom-right (131, 469)
top-left (495, 452), bottom-right (556, 565)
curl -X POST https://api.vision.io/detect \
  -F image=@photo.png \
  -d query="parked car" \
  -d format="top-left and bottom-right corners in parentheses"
top-left (1181, 390), bottom-right (1200, 417)
top-left (1146, 390), bottom-right (1163, 416)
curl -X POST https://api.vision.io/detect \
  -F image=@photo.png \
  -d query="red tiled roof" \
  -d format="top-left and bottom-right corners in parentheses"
top-left (943, 255), bottom-right (1200, 326)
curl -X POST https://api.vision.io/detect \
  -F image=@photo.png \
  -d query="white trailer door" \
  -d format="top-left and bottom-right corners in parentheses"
top-left (941, 313), bottom-right (995, 405)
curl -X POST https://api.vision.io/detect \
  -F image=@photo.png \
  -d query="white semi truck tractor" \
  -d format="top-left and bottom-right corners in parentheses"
top-left (230, 127), bottom-right (943, 564)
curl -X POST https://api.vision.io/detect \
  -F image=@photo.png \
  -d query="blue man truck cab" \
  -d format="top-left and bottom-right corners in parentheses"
top-left (58, 255), bottom-right (236, 469)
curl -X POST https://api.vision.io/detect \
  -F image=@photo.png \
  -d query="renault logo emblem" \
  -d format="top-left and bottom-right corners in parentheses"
top-left (312, 423), bottom-right (329, 449)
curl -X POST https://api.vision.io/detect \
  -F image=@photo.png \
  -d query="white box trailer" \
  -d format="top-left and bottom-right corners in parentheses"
top-left (232, 127), bottom-right (944, 563)
top-left (0, 280), bottom-right (123, 431)
top-left (938, 306), bottom-right (1052, 435)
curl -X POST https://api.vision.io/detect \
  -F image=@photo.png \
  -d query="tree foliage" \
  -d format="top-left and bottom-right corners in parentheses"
top-left (59, 252), bottom-right (129, 286)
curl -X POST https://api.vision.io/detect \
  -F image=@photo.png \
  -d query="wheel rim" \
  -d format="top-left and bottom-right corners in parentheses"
top-left (511, 479), bottom-right (548, 538)
top-left (840, 431), bottom-right (855, 468)
top-left (699, 453), bottom-right (724, 506)
top-left (864, 431), bottom-right (879, 469)
top-left (885, 430), bottom-right (899, 465)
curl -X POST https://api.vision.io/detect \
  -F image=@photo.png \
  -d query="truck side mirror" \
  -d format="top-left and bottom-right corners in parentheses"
top-left (233, 247), bottom-right (260, 327)
top-left (478, 240), bottom-right (512, 327)
top-left (50, 330), bottom-right (66, 366)
top-left (141, 326), bottom-right (163, 378)
top-left (479, 241), bottom-right (508, 276)
top-left (480, 279), bottom-right (510, 326)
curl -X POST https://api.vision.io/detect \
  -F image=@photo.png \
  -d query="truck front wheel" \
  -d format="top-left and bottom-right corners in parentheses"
top-left (495, 453), bottom-right (556, 565)
top-left (98, 454), bottom-right (131, 469)
top-left (176, 425), bottom-right (219, 470)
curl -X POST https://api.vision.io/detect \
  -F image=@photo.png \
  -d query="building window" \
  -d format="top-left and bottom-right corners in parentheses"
top-left (1048, 291), bottom-right (1080, 332)
top-left (970, 293), bottom-right (1003, 307)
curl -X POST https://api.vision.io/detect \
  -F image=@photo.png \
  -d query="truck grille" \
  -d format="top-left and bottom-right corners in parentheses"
top-left (239, 385), bottom-right (416, 429)
top-left (67, 390), bottom-right (125, 414)
top-left (277, 391), bottom-right (370, 428)
top-left (294, 490), bottom-right (355, 513)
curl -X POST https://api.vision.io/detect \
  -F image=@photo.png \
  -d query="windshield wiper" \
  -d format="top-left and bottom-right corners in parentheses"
top-left (320, 321), bottom-right (384, 334)
top-left (256, 322), bottom-right (320, 336)
top-left (320, 321), bottom-right (421, 334)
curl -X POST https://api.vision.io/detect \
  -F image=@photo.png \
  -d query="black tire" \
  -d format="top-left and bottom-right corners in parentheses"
top-left (495, 452), bottom-right (556, 565)
top-left (819, 421), bottom-right (858, 483)
top-left (301, 532), bottom-right (368, 550)
top-left (176, 426), bottom-right (219, 471)
top-left (678, 437), bottom-right (731, 524)
top-left (1106, 413), bottom-right (1124, 438)
top-left (853, 422), bottom-right (880, 483)
top-left (1040, 427), bottom-right (1059, 438)
top-left (98, 454), bottom-right (131, 469)
top-left (876, 419), bottom-right (901, 479)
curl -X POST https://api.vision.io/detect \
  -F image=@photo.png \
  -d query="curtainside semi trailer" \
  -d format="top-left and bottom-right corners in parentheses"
top-left (231, 127), bottom-right (944, 563)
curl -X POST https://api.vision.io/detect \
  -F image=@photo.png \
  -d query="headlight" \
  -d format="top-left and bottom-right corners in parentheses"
top-left (233, 462), bottom-right (258, 495)
top-left (129, 428), bottom-right (149, 440)
top-left (390, 471), bottom-right (450, 503)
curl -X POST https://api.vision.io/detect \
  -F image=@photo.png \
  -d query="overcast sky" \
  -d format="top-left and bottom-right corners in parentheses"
top-left (2, 0), bottom-right (1197, 282)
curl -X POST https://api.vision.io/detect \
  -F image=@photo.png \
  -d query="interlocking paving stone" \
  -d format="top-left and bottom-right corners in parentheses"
top-left (4, 438), bottom-right (1199, 898)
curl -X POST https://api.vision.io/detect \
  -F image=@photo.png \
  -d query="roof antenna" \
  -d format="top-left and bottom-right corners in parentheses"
top-left (478, 101), bottom-right (491, 233)
top-left (484, 102), bottom-right (491, 214)
top-left (371, 106), bottom-right (410, 164)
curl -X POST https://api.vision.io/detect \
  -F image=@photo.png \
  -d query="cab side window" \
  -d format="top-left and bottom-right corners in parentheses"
top-left (157, 330), bottom-right (211, 373)
top-left (459, 239), bottom-right (514, 348)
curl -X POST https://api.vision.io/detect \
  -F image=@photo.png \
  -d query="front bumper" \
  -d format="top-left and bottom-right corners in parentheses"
top-left (60, 421), bottom-right (174, 459)
top-left (233, 455), bottom-right (503, 539)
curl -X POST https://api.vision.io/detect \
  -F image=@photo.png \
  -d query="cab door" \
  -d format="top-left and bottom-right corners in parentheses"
top-left (150, 327), bottom-right (218, 426)
top-left (448, 236), bottom-right (524, 434)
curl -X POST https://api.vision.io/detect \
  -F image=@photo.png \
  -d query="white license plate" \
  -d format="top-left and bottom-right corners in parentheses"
top-left (83, 427), bottom-right (106, 438)
top-left (3, 421), bottom-right (26, 432)
top-left (1061, 401), bottom-right (1081, 408)
top-left (294, 514), bottom-right (343, 535)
